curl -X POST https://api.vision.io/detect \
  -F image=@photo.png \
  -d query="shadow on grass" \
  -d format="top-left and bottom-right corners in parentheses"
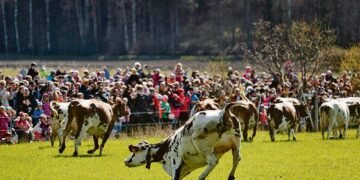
top-left (262, 139), bottom-right (303, 143)
top-left (53, 154), bottom-right (109, 158)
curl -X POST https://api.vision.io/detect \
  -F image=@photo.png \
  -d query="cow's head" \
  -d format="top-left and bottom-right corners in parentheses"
top-left (294, 102), bottom-right (309, 118)
top-left (114, 97), bottom-right (129, 116)
top-left (349, 103), bottom-right (360, 118)
top-left (124, 141), bottom-right (152, 169)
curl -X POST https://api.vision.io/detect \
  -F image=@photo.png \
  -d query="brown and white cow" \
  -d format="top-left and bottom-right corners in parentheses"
top-left (190, 98), bottom-right (258, 141)
top-left (58, 98), bottom-right (128, 156)
top-left (124, 102), bottom-right (242, 180)
top-left (267, 102), bottom-right (299, 142)
top-left (231, 100), bottom-right (259, 141)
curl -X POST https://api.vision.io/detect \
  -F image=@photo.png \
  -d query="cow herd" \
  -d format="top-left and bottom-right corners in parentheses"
top-left (49, 95), bottom-right (360, 180)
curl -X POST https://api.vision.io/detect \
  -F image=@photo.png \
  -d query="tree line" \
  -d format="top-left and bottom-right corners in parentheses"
top-left (0, 0), bottom-right (359, 56)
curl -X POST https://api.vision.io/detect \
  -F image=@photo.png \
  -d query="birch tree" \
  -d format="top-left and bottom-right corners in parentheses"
top-left (91, 0), bottom-right (98, 51)
top-left (45, 0), bottom-right (51, 51)
top-left (120, 0), bottom-right (129, 52)
top-left (14, 0), bottom-right (20, 52)
top-left (131, 0), bottom-right (136, 48)
top-left (28, 0), bottom-right (34, 51)
top-left (1, 0), bottom-right (8, 53)
top-left (75, 0), bottom-right (85, 49)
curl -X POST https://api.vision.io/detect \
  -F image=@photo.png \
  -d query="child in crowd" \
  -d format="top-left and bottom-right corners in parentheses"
top-left (14, 112), bottom-right (33, 142)
top-left (41, 93), bottom-right (51, 117)
top-left (32, 102), bottom-right (44, 126)
top-left (160, 95), bottom-right (171, 128)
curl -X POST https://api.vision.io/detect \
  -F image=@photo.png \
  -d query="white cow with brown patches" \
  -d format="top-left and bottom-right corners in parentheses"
top-left (124, 102), bottom-right (243, 180)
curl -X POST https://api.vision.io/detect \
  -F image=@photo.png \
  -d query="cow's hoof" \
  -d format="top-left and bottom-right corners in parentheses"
top-left (228, 175), bottom-right (235, 180)
top-left (59, 146), bottom-right (66, 154)
top-left (87, 150), bottom-right (95, 154)
top-left (293, 137), bottom-right (297, 141)
top-left (73, 151), bottom-right (78, 157)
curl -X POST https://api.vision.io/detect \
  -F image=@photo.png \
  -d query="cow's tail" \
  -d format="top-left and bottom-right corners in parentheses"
top-left (50, 101), bottom-right (59, 118)
top-left (249, 103), bottom-right (259, 141)
top-left (220, 102), bottom-right (243, 138)
top-left (319, 105), bottom-right (330, 138)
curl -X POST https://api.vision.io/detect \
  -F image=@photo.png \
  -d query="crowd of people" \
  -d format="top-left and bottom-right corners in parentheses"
top-left (0, 60), bottom-right (356, 144)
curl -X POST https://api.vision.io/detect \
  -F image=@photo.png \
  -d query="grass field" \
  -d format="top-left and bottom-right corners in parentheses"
top-left (1, 130), bottom-right (360, 179)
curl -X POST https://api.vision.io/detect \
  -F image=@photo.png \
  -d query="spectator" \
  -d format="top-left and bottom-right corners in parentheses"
top-left (27, 62), bottom-right (39, 79)
top-left (160, 95), bottom-right (171, 128)
top-left (127, 68), bottom-right (140, 86)
top-left (173, 63), bottom-right (185, 83)
top-left (0, 106), bottom-right (10, 140)
top-left (39, 114), bottom-right (51, 140)
top-left (0, 80), bottom-right (12, 108)
top-left (32, 102), bottom-right (44, 126)
top-left (14, 112), bottom-right (33, 142)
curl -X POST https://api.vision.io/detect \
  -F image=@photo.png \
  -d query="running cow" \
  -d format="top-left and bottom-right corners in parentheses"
top-left (59, 98), bottom-right (128, 156)
top-left (124, 102), bottom-right (242, 180)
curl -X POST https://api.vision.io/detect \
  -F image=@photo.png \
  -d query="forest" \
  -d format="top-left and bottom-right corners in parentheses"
top-left (0, 0), bottom-right (359, 56)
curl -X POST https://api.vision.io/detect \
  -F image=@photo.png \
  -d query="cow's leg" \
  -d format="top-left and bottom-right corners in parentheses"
top-left (99, 123), bottom-right (115, 156)
top-left (287, 128), bottom-right (291, 141)
top-left (269, 128), bottom-right (275, 142)
top-left (357, 124), bottom-right (360, 138)
top-left (228, 139), bottom-right (241, 180)
top-left (242, 121), bottom-right (248, 142)
top-left (50, 133), bottom-right (55, 147)
top-left (73, 122), bottom-right (91, 156)
top-left (198, 153), bottom-right (219, 180)
top-left (87, 136), bottom-right (99, 154)
top-left (59, 127), bottom-right (71, 154)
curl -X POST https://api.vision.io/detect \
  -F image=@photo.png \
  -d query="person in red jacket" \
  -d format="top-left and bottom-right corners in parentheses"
top-left (177, 88), bottom-right (190, 123)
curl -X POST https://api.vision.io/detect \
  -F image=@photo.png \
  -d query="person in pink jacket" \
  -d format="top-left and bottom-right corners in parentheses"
top-left (0, 106), bottom-right (10, 139)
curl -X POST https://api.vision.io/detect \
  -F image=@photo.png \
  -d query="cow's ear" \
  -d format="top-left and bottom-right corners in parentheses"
top-left (108, 99), bottom-right (114, 105)
top-left (128, 145), bottom-right (140, 152)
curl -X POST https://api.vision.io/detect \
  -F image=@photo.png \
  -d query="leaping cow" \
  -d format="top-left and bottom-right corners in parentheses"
top-left (58, 98), bottom-right (128, 156)
top-left (124, 102), bottom-right (242, 180)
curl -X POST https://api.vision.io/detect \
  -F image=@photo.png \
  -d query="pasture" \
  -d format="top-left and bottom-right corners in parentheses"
top-left (1, 130), bottom-right (360, 179)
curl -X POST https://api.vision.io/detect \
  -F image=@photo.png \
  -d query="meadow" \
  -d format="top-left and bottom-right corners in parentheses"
top-left (1, 130), bottom-right (360, 179)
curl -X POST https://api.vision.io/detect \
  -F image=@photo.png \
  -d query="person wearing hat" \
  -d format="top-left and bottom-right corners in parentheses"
top-left (27, 62), bottom-right (39, 80)
top-left (32, 102), bottom-right (44, 126)
top-left (0, 106), bottom-right (10, 140)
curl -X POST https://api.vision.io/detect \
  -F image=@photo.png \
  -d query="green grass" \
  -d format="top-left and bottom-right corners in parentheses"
top-left (1, 130), bottom-right (360, 179)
